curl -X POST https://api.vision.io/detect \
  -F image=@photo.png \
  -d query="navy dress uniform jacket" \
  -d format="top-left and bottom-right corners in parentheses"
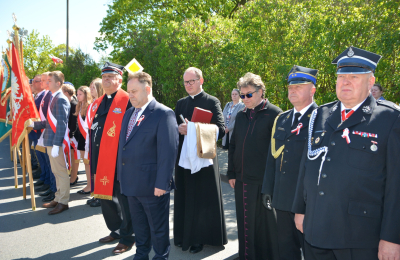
top-left (117, 99), bottom-right (179, 197)
top-left (262, 103), bottom-right (318, 211)
top-left (292, 95), bottom-right (400, 249)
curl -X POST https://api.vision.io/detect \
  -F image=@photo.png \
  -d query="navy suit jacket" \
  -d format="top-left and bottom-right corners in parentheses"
top-left (29, 91), bottom-right (46, 141)
top-left (118, 99), bottom-right (179, 197)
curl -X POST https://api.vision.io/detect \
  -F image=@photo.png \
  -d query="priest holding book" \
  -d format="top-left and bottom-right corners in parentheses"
top-left (173, 67), bottom-right (227, 254)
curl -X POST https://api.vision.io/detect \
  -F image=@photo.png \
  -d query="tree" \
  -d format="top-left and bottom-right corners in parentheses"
top-left (23, 30), bottom-right (54, 78)
top-left (94, 0), bottom-right (249, 54)
top-left (61, 49), bottom-right (101, 87)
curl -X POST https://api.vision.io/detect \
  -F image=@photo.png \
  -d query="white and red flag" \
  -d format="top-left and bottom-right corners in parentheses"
top-left (11, 43), bottom-right (39, 148)
top-left (49, 54), bottom-right (63, 65)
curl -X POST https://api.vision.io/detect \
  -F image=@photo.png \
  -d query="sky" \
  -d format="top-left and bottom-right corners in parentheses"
top-left (0, 0), bottom-right (113, 62)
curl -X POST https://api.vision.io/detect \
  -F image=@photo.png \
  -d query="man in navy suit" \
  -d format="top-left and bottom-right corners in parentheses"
top-left (118, 72), bottom-right (179, 260)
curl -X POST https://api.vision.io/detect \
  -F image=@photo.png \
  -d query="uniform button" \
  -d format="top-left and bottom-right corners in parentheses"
top-left (331, 141), bottom-right (335, 146)
top-left (322, 173), bottom-right (327, 178)
top-left (282, 171), bottom-right (286, 174)
top-left (363, 210), bottom-right (367, 214)
top-left (285, 149), bottom-right (289, 153)
top-left (287, 139), bottom-right (290, 142)
top-left (123, 148), bottom-right (126, 151)
top-left (96, 144), bottom-right (99, 147)
top-left (319, 191), bottom-right (324, 196)
top-left (122, 163), bottom-right (125, 166)
top-left (284, 160), bottom-right (287, 163)
top-left (362, 145), bottom-right (366, 149)
top-left (326, 157), bottom-right (331, 161)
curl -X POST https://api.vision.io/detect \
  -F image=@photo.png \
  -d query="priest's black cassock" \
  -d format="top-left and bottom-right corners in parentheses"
top-left (173, 91), bottom-right (227, 251)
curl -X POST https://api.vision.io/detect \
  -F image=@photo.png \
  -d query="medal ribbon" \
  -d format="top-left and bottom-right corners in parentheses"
top-left (291, 123), bottom-right (303, 135)
top-left (341, 128), bottom-right (351, 144)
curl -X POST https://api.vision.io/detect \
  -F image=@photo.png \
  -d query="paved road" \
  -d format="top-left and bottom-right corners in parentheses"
top-left (0, 141), bottom-right (239, 260)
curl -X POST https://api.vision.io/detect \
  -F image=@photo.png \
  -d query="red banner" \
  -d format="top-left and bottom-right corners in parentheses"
top-left (11, 43), bottom-right (39, 148)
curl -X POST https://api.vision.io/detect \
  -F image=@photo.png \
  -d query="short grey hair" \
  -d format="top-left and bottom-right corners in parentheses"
top-left (237, 72), bottom-right (266, 98)
top-left (184, 67), bottom-right (203, 79)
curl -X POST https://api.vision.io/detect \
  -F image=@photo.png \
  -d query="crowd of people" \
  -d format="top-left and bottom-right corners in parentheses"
top-left (24, 45), bottom-right (400, 260)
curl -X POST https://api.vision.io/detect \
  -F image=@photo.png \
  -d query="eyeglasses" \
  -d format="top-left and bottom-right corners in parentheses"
top-left (183, 78), bottom-right (199, 86)
top-left (240, 90), bottom-right (257, 99)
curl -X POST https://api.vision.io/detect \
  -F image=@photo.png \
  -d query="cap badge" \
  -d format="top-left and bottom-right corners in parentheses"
top-left (362, 106), bottom-right (371, 113)
top-left (315, 137), bottom-right (320, 144)
top-left (347, 47), bottom-right (354, 57)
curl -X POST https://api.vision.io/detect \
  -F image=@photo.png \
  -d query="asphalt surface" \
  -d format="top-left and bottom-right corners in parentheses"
top-left (0, 141), bottom-right (239, 260)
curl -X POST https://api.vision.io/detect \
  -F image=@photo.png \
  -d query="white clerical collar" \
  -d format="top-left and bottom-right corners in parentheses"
top-left (190, 90), bottom-right (203, 99)
top-left (107, 95), bottom-right (112, 98)
top-left (340, 97), bottom-right (367, 112)
top-left (293, 102), bottom-right (314, 122)
top-left (52, 89), bottom-right (62, 97)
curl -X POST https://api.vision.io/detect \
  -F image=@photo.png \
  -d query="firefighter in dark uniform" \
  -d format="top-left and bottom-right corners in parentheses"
top-left (262, 65), bottom-right (318, 260)
top-left (292, 47), bottom-right (400, 260)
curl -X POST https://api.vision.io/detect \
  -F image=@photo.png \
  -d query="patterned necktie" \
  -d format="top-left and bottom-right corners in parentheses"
top-left (292, 112), bottom-right (301, 127)
top-left (126, 108), bottom-right (141, 140)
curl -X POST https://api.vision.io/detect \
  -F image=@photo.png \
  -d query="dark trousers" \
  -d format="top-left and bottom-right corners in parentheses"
top-left (223, 132), bottom-right (230, 149)
top-left (128, 194), bottom-right (170, 260)
top-left (100, 180), bottom-right (134, 246)
top-left (304, 240), bottom-right (378, 260)
top-left (32, 138), bottom-right (56, 192)
top-left (28, 136), bottom-right (38, 168)
top-left (276, 209), bottom-right (304, 260)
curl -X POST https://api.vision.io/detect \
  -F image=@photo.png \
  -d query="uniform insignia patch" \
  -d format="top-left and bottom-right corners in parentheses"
top-left (113, 108), bottom-right (122, 114)
top-left (92, 104), bottom-right (98, 112)
top-left (332, 105), bottom-right (338, 112)
top-left (315, 137), bottom-right (320, 144)
top-left (362, 106), bottom-right (371, 113)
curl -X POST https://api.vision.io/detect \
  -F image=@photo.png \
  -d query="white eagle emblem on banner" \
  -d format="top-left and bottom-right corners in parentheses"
top-left (11, 71), bottom-right (23, 120)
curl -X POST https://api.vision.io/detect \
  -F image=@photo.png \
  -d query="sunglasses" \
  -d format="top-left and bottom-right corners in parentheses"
top-left (240, 90), bottom-right (257, 99)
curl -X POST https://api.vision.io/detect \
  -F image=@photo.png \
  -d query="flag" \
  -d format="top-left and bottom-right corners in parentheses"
top-left (10, 43), bottom-right (39, 149)
top-left (0, 60), bottom-right (12, 142)
top-left (49, 54), bottom-right (63, 65)
top-left (125, 58), bottom-right (144, 74)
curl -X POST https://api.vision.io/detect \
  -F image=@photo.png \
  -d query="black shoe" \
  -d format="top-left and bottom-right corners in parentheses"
top-left (35, 184), bottom-right (50, 192)
top-left (42, 191), bottom-right (55, 202)
top-left (77, 189), bottom-right (90, 195)
top-left (39, 189), bottom-right (53, 197)
top-left (189, 244), bottom-right (203, 254)
top-left (35, 180), bottom-right (44, 186)
top-left (70, 176), bottom-right (79, 186)
top-left (175, 243), bottom-right (182, 247)
top-left (90, 198), bottom-right (101, 207)
top-left (86, 197), bottom-right (95, 205)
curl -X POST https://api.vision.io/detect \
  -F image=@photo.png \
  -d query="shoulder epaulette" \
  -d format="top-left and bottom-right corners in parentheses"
top-left (317, 100), bottom-right (339, 109)
top-left (377, 100), bottom-right (400, 111)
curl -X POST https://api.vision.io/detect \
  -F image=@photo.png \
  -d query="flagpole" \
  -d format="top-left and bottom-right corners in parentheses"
top-left (22, 138), bottom-right (27, 199)
top-left (13, 147), bottom-right (18, 188)
top-left (24, 132), bottom-right (36, 210)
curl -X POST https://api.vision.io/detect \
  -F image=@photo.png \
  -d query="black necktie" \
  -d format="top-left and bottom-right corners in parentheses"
top-left (292, 112), bottom-right (301, 127)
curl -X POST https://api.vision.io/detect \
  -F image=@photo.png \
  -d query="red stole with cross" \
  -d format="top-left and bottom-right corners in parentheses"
top-left (91, 89), bottom-right (129, 200)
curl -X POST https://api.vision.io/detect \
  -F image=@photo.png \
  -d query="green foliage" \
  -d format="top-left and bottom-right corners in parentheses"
top-left (61, 49), bottom-right (101, 88)
top-left (23, 30), bottom-right (75, 78)
top-left (97, 0), bottom-right (400, 110)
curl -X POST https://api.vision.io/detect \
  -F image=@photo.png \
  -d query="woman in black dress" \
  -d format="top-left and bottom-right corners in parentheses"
top-left (74, 86), bottom-right (93, 194)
